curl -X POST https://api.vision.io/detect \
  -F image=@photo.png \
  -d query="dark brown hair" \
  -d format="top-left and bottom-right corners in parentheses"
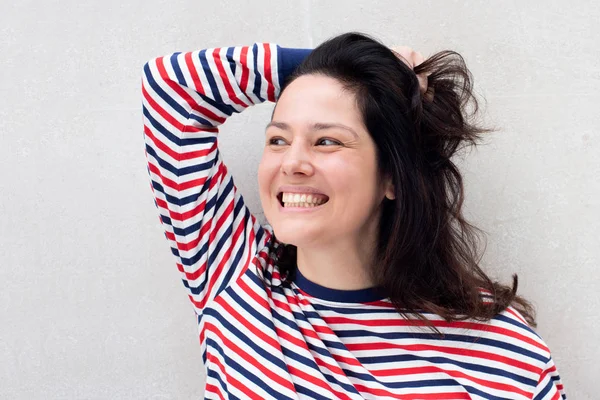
top-left (266, 31), bottom-right (535, 332)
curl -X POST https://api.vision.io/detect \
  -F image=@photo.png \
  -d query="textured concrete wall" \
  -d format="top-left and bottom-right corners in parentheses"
top-left (1, 0), bottom-right (597, 398)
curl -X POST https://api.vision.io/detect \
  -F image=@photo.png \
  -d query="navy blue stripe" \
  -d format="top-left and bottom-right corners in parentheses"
top-left (143, 106), bottom-right (215, 146)
top-left (173, 173), bottom-right (221, 235)
top-left (204, 310), bottom-right (296, 399)
top-left (293, 267), bottom-right (386, 303)
top-left (242, 276), bottom-right (399, 394)
top-left (262, 293), bottom-right (537, 388)
top-left (187, 112), bottom-right (219, 127)
top-left (166, 168), bottom-right (224, 245)
top-left (533, 370), bottom-right (564, 399)
top-left (205, 368), bottom-right (237, 400)
top-left (335, 328), bottom-right (547, 363)
top-left (143, 62), bottom-right (189, 119)
top-left (214, 171), bottom-right (233, 211)
top-left (533, 379), bottom-right (553, 400)
top-left (169, 52), bottom-right (186, 85)
top-left (254, 223), bottom-right (265, 250)
top-left (213, 202), bottom-right (251, 297)
top-left (203, 339), bottom-right (239, 399)
top-left (194, 49), bottom-right (239, 116)
top-left (550, 373), bottom-right (566, 399)
top-left (226, 47), bottom-right (236, 76)
top-left (227, 280), bottom-right (337, 381)
top-left (198, 49), bottom-right (225, 106)
top-left (495, 313), bottom-right (543, 340)
top-left (169, 50), bottom-right (238, 118)
top-left (143, 105), bottom-right (215, 146)
top-left (226, 278), bottom-right (513, 394)
top-left (183, 221), bottom-right (236, 292)
top-left (144, 142), bottom-right (216, 181)
top-left (358, 353), bottom-right (537, 387)
top-left (463, 384), bottom-right (513, 400)
top-left (292, 383), bottom-right (332, 400)
top-left (183, 193), bottom-right (246, 299)
top-left (144, 143), bottom-right (222, 211)
top-left (234, 262), bottom-right (541, 391)
top-left (241, 276), bottom-right (360, 392)
top-left (251, 44), bottom-right (265, 102)
top-left (310, 301), bottom-right (411, 315)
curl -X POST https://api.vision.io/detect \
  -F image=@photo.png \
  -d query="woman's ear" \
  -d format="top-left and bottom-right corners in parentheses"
top-left (384, 175), bottom-right (395, 200)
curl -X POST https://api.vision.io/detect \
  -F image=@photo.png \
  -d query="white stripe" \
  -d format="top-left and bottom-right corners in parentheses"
top-left (255, 43), bottom-right (269, 100)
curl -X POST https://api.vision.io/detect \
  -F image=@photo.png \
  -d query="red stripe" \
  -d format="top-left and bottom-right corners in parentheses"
top-left (322, 315), bottom-right (548, 353)
top-left (196, 216), bottom-right (244, 310)
top-left (142, 84), bottom-right (185, 132)
top-left (506, 307), bottom-right (528, 326)
top-left (144, 123), bottom-right (215, 164)
top-left (149, 56), bottom-right (226, 125)
top-left (205, 321), bottom-right (296, 394)
top-left (155, 56), bottom-right (225, 123)
top-left (205, 351), bottom-right (227, 400)
top-left (285, 364), bottom-right (354, 400)
top-left (237, 273), bottom-right (272, 313)
top-left (207, 355), bottom-right (257, 400)
top-left (263, 43), bottom-right (275, 101)
top-left (146, 159), bottom-right (207, 193)
top-left (204, 384), bottom-right (225, 400)
top-left (239, 46), bottom-right (249, 92)
top-left (376, 364), bottom-right (531, 397)
top-left (212, 48), bottom-right (249, 108)
top-left (537, 365), bottom-right (562, 400)
top-left (171, 165), bottom-right (229, 283)
top-left (216, 296), bottom-right (286, 354)
top-left (354, 385), bottom-right (472, 400)
top-left (236, 271), bottom-right (354, 385)
top-left (186, 178), bottom-right (246, 309)
top-left (346, 341), bottom-right (538, 374)
top-left (184, 51), bottom-right (204, 94)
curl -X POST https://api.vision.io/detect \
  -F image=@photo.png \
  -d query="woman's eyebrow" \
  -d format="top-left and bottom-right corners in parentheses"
top-left (265, 121), bottom-right (358, 139)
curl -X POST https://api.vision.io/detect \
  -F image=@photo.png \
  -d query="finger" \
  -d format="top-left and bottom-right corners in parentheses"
top-left (411, 51), bottom-right (425, 68)
top-left (417, 74), bottom-right (428, 95)
top-left (391, 46), bottom-right (415, 69)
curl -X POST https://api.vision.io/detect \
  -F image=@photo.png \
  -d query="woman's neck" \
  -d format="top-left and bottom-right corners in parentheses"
top-left (295, 232), bottom-right (378, 291)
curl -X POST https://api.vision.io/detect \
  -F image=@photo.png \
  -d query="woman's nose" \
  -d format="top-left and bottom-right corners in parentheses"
top-left (280, 144), bottom-right (314, 176)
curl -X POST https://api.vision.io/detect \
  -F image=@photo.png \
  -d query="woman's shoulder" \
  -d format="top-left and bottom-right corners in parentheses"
top-left (480, 305), bottom-right (553, 361)
top-left (252, 224), bottom-right (286, 286)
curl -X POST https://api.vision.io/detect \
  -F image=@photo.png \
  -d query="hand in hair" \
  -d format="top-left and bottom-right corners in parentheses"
top-left (390, 46), bottom-right (429, 97)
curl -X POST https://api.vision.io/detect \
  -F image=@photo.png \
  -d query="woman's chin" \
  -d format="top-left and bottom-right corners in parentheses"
top-left (272, 225), bottom-right (324, 248)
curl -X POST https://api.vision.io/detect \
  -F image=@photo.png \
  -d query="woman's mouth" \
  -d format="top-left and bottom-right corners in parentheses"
top-left (277, 192), bottom-right (329, 208)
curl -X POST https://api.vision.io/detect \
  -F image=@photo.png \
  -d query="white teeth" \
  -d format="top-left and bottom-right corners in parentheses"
top-left (284, 202), bottom-right (316, 208)
top-left (280, 192), bottom-right (328, 207)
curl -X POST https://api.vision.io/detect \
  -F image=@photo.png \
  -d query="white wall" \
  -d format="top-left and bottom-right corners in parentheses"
top-left (1, 0), bottom-right (598, 398)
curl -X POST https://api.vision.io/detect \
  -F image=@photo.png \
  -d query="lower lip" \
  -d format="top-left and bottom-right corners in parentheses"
top-left (277, 199), bottom-right (327, 213)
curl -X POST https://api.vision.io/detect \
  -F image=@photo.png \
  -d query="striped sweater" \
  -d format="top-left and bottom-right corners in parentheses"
top-left (141, 42), bottom-right (566, 399)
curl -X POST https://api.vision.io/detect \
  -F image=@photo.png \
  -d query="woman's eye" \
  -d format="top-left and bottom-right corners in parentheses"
top-left (317, 138), bottom-right (341, 146)
top-left (268, 138), bottom-right (287, 146)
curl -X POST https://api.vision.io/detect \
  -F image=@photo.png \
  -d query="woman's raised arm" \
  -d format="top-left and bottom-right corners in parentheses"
top-left (141, 43), bottom-right (311, 315)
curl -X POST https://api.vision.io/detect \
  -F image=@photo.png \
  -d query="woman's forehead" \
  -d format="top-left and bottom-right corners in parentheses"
top-left (274, 75), bottom-right (364, 132)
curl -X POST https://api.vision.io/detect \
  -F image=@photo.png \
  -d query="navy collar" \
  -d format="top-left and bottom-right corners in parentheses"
top-left (292, 267), bottom-right (387, 303)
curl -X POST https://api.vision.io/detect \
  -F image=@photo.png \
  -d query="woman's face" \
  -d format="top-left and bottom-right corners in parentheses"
top-left (258, 74), bottom-right (394, 248)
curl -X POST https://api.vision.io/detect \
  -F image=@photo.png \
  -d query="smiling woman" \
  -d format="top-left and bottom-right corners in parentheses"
top-left (141, 32), bottom-right (566, 399)
top-left (259, 74), bottom-right (392, 291)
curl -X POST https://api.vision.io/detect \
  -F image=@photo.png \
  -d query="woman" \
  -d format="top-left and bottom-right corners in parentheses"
top-left (141, 32), bottom-right (565, 399)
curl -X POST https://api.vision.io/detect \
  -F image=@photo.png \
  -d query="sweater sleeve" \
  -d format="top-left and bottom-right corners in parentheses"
top-left (141, 43), bottom-right (311, 315)
top-left (532, 356), bottom-right (566, 400)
